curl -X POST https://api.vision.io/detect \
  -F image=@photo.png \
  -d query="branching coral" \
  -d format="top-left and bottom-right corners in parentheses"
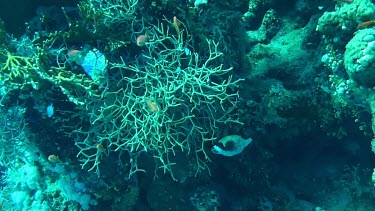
top-left (74, 19), bottom-right (243, 179)
top-left (0, 35), bottom-right (99, 105)
top-left (0, 106), bottom-right (28, 169)
top-left (61, 0), bottom-right (138, 50)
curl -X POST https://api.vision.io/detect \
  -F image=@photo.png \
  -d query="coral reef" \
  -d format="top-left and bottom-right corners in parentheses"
top-left (1, 0), bottom-right (375, 210)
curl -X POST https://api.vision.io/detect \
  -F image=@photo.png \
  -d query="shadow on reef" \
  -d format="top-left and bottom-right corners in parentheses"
top-left (153, 128), bottom-right (375, 210)
top-left (108, 118), bottom-right (375, 210)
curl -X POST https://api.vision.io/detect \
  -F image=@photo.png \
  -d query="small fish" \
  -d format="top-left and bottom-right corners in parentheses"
top-left (137, 33), bottom-right (150, 47)
top-left (357, 20), bottom-right (375, 29)
top-left (184, 47), bottom-right (191, 55)
top-left (46, 103), bottom-right (54, 118)
top-left (48, 154), bottom-right (61, 163)
top-left (67, 49), bottom-right (81, 58)
top-left (145, 99), bottom-right (158, 112)
top-left (96, 144), bottom-right (108, 156)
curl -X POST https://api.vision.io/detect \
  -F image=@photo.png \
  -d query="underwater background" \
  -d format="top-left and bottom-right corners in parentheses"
top-left (1, 0), bottom-right (375, 210)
